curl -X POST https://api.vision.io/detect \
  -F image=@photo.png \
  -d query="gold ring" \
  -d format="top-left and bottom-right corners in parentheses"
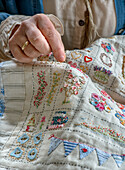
top-left (21, 40), bottom-right (29, 51)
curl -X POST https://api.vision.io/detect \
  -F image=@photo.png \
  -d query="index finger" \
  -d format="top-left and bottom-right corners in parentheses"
top-left (35, 14), bottom-right (66, 62)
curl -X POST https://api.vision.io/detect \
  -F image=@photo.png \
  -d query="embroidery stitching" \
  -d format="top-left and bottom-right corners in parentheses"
top-left (34, 71), bottom-right (48, 108)
top-left (93, 66), bottom-right (112, 84)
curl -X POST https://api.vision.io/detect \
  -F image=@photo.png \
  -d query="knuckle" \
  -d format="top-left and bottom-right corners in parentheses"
top-left (20, 20), bottom-right (30, 29)
top-left (46, 29), bottom-right (55, 39)
top-left (35, 13), bottom-right (47, 21)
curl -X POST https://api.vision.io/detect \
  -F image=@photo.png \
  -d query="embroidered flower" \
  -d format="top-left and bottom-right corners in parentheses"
top-left (68, 74), bottom-right (73, 79)
top-left (100, 96), bottom-right (106, 101)
top-left (117, 103), bottom-right (125, 110)
top-left (74, 91), bottom-right (78, 95)
top-left (95, 103), bottom-right (105, 111)
top-left (72, 86), bottom-right (76, 90)
top-left (105, 105), bottom-right (112, 113)
top-left (92, 93), bottom-right (100, 101)
top-left (60, 88), bottom-right (63, 93)
top-left (101, 44), bottom-right (106, 48)
top-left (75, 83), bottom-right (80, 87)
top-left (67, 70), bottom-right (72, 73)
top-left (90, 98), bottom-right (99, 106)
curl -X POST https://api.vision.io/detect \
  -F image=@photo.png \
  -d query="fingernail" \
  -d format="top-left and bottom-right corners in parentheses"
top-left (58, 55), bottom-right (65, 62)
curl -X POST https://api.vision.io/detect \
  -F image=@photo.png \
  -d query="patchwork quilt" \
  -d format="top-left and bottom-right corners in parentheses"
top-left (0, 36), bottom-right (125, 170)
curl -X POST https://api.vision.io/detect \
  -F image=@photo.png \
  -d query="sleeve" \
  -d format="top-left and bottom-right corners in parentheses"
top-left (0, 12), bottom-right (10, 24)
top-left (0, 14), bottom-right (64, 62)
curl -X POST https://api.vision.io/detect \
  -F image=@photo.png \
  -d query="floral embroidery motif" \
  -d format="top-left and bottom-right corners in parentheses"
top-left (68, 61), bottom-right (77, 68)
top-left (115, 103), bottom-right (125, 126)
top-left (26, 114), bottom-right (35, 132)
top-left (46, 71), bottom-right (61, 106)
top-left (75, 120), bottom-right (125, 143)
top-left (93, 66), bottom-right (112, 84)
top-left (115, 112), bottom-right (125, 126)
top-left (34, 71), bottom-right (48, 108)
top-left (39, 116), bottom-right (46, 130)
top-left (100, 53), bottom-right (112, 67)
top-left (101, 42), bottom-right (115, 55)
top-left (79, 65), bottom-right (89, 73)
top-left (47, 111), bottom-right (68, 130)
top-left (60, 69), bottom-right (85, 104)
top-left (89, 93), bottom-right (112, 112)
top-left (98, 88), bottom-right (115, 103)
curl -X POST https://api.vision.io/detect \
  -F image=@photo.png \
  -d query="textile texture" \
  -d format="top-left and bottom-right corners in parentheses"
top-left (0, 35), bottom-right (125, 170)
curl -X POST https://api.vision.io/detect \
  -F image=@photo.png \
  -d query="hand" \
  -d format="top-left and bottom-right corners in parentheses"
top-left (9, 14), bottom-right (65, 63)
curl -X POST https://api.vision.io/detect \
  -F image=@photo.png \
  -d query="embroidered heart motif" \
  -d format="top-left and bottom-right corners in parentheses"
top-left (100, 53), bottom-right (112, 67)
top-left (71, 51), bottom-right (82, 60)
top-left (84, 56), bottom-right (92, 63)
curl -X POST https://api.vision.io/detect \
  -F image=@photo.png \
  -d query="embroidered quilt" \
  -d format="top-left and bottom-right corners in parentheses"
top-left (0, 36), bottom-right (125, 170)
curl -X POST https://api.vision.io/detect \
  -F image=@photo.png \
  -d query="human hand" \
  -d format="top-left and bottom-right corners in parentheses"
top-left (9, 14), bottom-right (65, 63)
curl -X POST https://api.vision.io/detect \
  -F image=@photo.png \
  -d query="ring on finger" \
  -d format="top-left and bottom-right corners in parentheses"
top-left (21, 40), bottom-right (29, 51)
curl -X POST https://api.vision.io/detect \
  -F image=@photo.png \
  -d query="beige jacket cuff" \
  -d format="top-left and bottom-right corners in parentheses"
top-left (0, 14), bottom-right (64, 62)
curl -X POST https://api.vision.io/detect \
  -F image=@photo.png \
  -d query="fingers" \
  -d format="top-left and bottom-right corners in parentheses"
top-left (9, 14), bottom-right (65, 63)
top-left (16, 35), bottom-right (41, 59)
top-left (26, 28), bottom-right (51, 56)
top-left (34, 14), bottom-right (66, 62)
top-left (10, 44), bottom-right (33, 63)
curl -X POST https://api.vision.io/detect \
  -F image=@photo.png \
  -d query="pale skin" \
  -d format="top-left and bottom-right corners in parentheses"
top-left (9, 14), bottom-right (66, 63)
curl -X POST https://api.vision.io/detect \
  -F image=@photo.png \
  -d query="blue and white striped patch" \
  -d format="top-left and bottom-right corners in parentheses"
top-left (96, 148), bottom-right (111, 166)
top-left (64, 140), bottom-right (78, 157)
top-left (112, 154), bottom-right (125, 168)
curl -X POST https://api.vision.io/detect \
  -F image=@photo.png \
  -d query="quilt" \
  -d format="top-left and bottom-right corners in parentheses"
top-left (0, 35), bottom-right (125, 170)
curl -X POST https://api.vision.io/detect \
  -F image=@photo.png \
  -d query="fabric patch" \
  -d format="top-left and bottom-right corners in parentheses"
top-left (34, 71), bottom-right (48, 108)
top-left (115, 112), bottom-right (125, 126)
top-left (27, 148), bottom-right (38, 161)
top-left (10, 147), bottom-right (24, 159)
top-left (89, 93), bottom-right (112, 112)
top-left (79, 65), bottom-right (89, 73)
top-left (112, 154), bottom-right (125, 168)
top-left (39, 116), bottom-right (46, 130)
top-left (33, 132), bottom-right (42, 145)
top-left (48, 135), bottom-right (125, 167)
top-left (101, 42), bottom-right (115, 55)
top-left (71, 51), bottom-right (82, 60)
top-left (60, 69), bottom-right (85, 104)
top-left (84, 56), bottom-right (93, 63)
top-left (93, 66), bottom-right (112, 84)
top-left (79, 143), bottom-right (95, 159)
top-left (17, 133), bottom-right (29, 145)
top-left (48, 137), bottom-right (62, 155)
top-left (48, 111), bottom-right (68, 130)
top-left (46, 71), bottom-right (61, 106)
top-left (26, 114), bottom-right (35, 132)
top-left (75, 120), bottom-right (125, 144)
top-left (64, 140), bottom-right (78, 157)
top-left (100, 53), bottom-right (112, 67)
top-left (96, 148), bottom-right (111, 166)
